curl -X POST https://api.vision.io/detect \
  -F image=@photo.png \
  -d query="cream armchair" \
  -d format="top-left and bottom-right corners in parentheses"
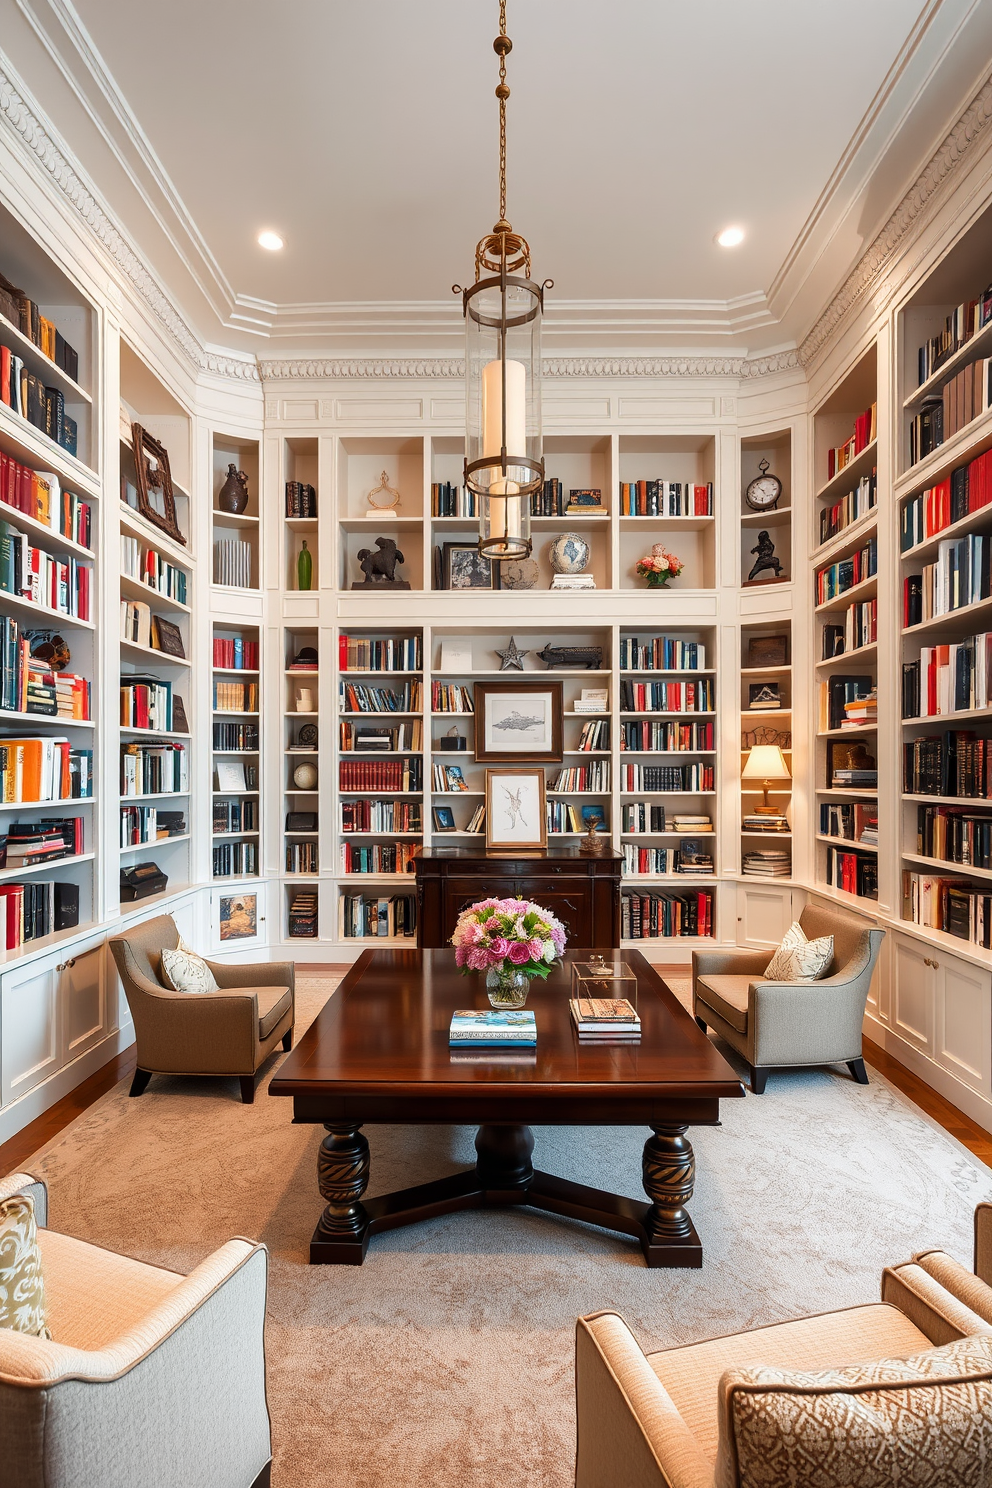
top-left (575, 1204), bottom-right (992, 1488)
top-left (109, 913), bottom-right (295, 1103)
top-left (692, 904), bottom-right (883, 1093)
top-left (0, 1171), bottom-right (271, 1488)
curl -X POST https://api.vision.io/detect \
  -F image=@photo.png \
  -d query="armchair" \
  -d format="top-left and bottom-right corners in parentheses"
top-left (576, 1207), bottom-right (992, 1488)
top-left (692, 903), bottom-right (883, 1093)
top-left (109, 914), bottom-right (295, 1103)
top-left (0, 1171), bottom-right (271, 1488)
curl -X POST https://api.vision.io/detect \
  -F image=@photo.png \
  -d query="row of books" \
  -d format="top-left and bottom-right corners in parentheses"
top-left (288, 890), bottom-right (318, 939)
top-left (339, 759), bottom-right (422, 791)
top-left (619, 679), bottom-right (714, 714)
top-left (528, 477), bottom-right (604, 517)
top-left (341, 801), bottom-right (421, 833)
top-left (815, 535), bottom-right (877, 605)
top-left (915, 804), bottom-right (992, 869)
top-left (431, 763), bottom-right (469, 791)
top-left (618, 636), bottom-right (706, 671)
top-left (213, 799), bottom-right (257, 833)
top-left (940, 358), bottom-right (992, 446)
top-left (900, 448), bottom-right (992, 551)
top-left (213, 538), bottom-right (253, 589)
top-left (820, 802), bottom-right (878, 844)
top-left (212, 637), bottom-right (259, 670)
top-left (340, 892), bottom-right (418, 939)
top-left (285, 481), bottom-right (317, 518)
top-left (0, 520), bottom-right (92, 619)
top-left (339, 634), bottom-right (422, 672)
top-left (0, 347), bottom-right (78, 456)
top-left (0, 277), bottom-right (79, 380)
top-left (0, 880), bottom-right (79, 949)
top-left (2, 817), bottom-right (82, 867)
top-left (340, 720), bottom-right (422, 753)
top-left (339, 842), bottom-right (417, 874)
top-left (339, 681), bottom-right (423, 714)
top-left (618, 481), bottom-right (713, 517)
top-left (619, 762), bottom-right (713, 791)
top-left (822, 598), bottom-right (877, 658)
top-left (818, 470), bottom-right (876, 547)
top-left (917, 290), bottom-right (992, 384)
top-left (905, 731), bottom-right (992, 798)
top-left (903, 871), bottom-right (992, 946)
top-left (120, 538), bottom-right (188, 605)
top-left (622, 843), bottom-right (714, 876)
top-left (824, 846), bottom-right (878, 898)
top-left (902, 635), bottom-right (992, 719)
top-left (547, 801), bottom-right (605, 834)
top-left (120, 742), bottom-right (188, 796)
top-left (620, 798), bottom-right (710, 830)
top-left (120, 678), bottom-right (181, 733)
top-left (826, 404), bottom-right (876, 481)
top-left (0, 455), bottom-right (91, 547)
top-left (213, 681), bottom-right (258, 712)
top-left (0, 738), bottom-right (93, 801)
top-left (431, 481), bottom-right (476, 518)
top-left (621, 889), bottom-right (713, 938)
top-left (818, 675), bottom-right (875, 732)
top-left (2, 642), bottom-right (89, 726)
top-left (620, 720), bottom-right (714, 752)
top-left (573, 719), bottom-right (608, 752)
top-left (213, 840), bottom-right (257, 877)
top-left (903, 538), bottom-right (991, 627)
top-left (213, 722), bottom-right (258, 752)
top-left (550, 762), bottom-right (610, 791)
top-left (430, 682), bottom-right (474, 714)
top-left (120, 806), bottom-right (185, 847)
top-left (120, 600), bottom-right (182, 655)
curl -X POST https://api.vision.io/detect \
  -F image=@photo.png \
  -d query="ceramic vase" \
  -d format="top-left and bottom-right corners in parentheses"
top-left (297, 540), bottom-right (312, 591)
top-left (217, 463), bottom-right (249, 514)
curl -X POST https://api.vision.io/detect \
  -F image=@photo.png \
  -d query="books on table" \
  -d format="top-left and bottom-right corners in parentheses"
top-left (569, 998), bottom-right (641, 1041)
top-left (449, 1010), bottom-right (537, 1046)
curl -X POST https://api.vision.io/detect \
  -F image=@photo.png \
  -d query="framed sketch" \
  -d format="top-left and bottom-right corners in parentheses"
top-left (748, 682), bottom-right (781, 709)
top-left (150, 615), bottom-right (185, 658)
top-left (475, 680), bottom-right (563, 764)
top-left (485, 768), bottom-right (547, 853)
top-left (219, 893), bottom-right (257, 940)
top-left (131, 423), bottom-right (186, 546)
top-left (432, 805), bottom-right (456, 831)
top-left (442, 541), bottom-right (499, 591)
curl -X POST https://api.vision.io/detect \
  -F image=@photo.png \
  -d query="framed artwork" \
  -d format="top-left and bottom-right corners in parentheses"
top-left (131, 423), bottom-right (186, 546)
top-left (485, 768), bottom-right (547, 853)
top-left (475, 680), bottom-right (563, 764)
top-left (748, 682), bottom-right (781, 710)
top-left (747, 634), bottom-right (789, 667)
top-left (432, 805), bottom-right (456, 831)
top-left (442, 541), bottom-right (499, 591)
top-left (150, 615), bottom-right (185, 659)
top-left (580, 803), bottom-right (606, 829)
top-left (219, 893), bottom-right (257, 940)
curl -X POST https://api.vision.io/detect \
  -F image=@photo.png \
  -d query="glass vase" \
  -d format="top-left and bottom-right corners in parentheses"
top-left (297, 539), bottom-right (312, 591)
top-left (485, 963), bottom-right (530, 1008)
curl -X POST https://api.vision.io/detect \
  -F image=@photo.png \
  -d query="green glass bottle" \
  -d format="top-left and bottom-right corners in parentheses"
top-left (297, 539), bottom-right (312, 591)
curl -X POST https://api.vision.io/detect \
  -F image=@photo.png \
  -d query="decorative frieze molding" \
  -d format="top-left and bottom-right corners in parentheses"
top-left (259, 350), bottom-right (803, 383)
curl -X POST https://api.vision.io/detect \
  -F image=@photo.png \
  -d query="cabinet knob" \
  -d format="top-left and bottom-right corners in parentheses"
top-left (56, 957), bottom-right (76, 972)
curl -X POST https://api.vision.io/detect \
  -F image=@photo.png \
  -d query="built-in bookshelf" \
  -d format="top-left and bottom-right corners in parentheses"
top-left (740, 621), bottom-right (793, 882)
top-left (284, 628), bottom-right (320, 882)
top-left (741, 430), bottom-right (791, 588)
top-left (283, 437), bottom-right (319, 592)
top-left (212, 624), bottom-right (260, 881)
top-left (212, 433), bottom-right (260, 591)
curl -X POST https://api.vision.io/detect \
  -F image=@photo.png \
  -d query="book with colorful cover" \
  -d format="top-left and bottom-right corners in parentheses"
top-left (570, 998), bottom-right (641, 1035)
top-left (449, 1009), bottom-right (537, 1045)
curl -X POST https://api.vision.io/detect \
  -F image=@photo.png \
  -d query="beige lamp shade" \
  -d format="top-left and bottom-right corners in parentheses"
top-left (741, 744), bottom-right (791, 781)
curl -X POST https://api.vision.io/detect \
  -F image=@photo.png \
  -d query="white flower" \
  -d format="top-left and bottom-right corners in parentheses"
top-left (543, 939), bottom-right (555, 962)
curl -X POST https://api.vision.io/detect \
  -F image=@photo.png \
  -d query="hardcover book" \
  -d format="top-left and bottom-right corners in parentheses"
top-left (448, 1009), bottom-right (537, 1045)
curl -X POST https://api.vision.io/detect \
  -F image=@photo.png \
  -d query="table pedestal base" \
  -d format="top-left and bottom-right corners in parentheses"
top-left (310, 1120), bottom-right (701, 1268)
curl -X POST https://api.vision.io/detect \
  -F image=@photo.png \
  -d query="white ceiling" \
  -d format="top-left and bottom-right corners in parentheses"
top-left (4, 0), bottom-right (992, 356)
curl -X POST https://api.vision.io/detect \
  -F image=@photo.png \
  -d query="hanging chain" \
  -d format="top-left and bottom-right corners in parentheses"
top-left (495, 0), bottom-right (510, 225)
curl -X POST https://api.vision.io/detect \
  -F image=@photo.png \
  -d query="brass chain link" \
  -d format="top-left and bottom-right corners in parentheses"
top-left (497, 0), bottom-right (508, 223)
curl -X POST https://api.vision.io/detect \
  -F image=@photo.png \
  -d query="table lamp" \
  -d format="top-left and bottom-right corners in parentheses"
top-left (742, 744), bottom-right (791, 814)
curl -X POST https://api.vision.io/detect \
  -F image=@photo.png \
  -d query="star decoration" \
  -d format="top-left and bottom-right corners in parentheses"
top-left (496, 636), bottom-right (530, 671)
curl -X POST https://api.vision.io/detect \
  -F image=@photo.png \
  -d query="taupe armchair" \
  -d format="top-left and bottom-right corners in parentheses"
top-left (575, 1204), bottom-right (992, 1488)
top-left (692, 904), bottom-right (883, 1093)
top-left (109, 913), bottom-right (295, 1104)
top-left (0, 1171), bottom-right (272, 1488)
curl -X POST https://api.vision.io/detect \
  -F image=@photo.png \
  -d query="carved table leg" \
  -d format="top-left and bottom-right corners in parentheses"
top-left (475, 1123), bottom-right (535, 1190)
top-left (640, 1123), bottom-right (702, 1267)
top-left (311, 1123), bottom-right (371, 1263)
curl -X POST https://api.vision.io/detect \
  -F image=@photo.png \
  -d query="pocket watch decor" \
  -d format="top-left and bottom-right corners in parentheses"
top-left (745, 459), bottom-right (782, 512)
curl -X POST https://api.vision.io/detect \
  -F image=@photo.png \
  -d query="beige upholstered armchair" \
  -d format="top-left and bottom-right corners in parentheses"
top-left (692, 903), bottom-right (883, 1093)
top-left (576, 1204), bottom-right (992, 1488)
top-left (109, 913), bottom-right (295, 1104)
top-left (0, 1171), bottom-right (271, 1488)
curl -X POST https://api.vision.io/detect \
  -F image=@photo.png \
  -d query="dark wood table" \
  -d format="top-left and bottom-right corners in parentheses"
top-left (269, 948), bottom-right (744, 1267)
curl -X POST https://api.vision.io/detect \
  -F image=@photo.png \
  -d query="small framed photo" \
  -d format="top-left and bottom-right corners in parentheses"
top-left (749, 682), bottom-right (782, 710)
top-left (219, 893), bottom-right (257, 940)
top-left (442, 542), bottom-right (499, 591)
top-left (432, 805), bottom-right (456, 831)
top-left (486, 768), bottom-right (547, 853)
top-left (475, 680), bottom-right (563, 764)
top-left (580, 803), bottom-right (606, 830)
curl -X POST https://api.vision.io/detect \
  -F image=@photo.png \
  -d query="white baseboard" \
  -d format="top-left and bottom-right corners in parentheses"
top-left (0, 1025), bottom-right (136, 1146)
top-left (863, 1011), bottom-right (992, 1137)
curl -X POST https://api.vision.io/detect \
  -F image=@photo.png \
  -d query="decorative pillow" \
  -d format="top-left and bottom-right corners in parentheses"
top-left (763, 920), bottom-right (833, 982)
top-left (160, 942), bottom-right (218, 994)
top-left (716, 1332), bottom-right (992, 1488)
top-left (0, 1194), bottom-right (50, 1338)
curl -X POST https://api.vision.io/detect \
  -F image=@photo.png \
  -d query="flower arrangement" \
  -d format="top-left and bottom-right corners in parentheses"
top-left (635, 544), bottom-right (684, 588)
top-left (452, 897), bottom-right (566, 980)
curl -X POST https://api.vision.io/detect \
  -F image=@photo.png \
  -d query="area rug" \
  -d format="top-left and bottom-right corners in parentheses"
top-left (19, 975), bottom-right (992, 1488)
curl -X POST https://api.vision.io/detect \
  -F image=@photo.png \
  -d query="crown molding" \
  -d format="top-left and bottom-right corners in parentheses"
top-left (258, 351), bottom-right (802, 382)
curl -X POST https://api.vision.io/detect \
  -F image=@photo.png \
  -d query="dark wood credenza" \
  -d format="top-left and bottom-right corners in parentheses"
top-left (414, 846), bottom-right (622, 949)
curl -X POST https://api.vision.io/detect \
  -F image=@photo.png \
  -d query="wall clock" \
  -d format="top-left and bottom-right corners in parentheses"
top-left (745, 459), bottom-right (782, 512)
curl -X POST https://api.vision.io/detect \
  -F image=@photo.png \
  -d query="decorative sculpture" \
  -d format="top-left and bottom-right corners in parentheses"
top-left (538, 642), bottom-right (603, 670)
top-left (747, 530), bottom-right (783, 582)
top-left (352, 536), bottom-right (411, 589)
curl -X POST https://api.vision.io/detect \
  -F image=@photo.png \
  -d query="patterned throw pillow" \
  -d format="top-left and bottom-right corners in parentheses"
top-left (160, 943), bottom-right (218, 994)
top-left (0, 1194), bottom-right (50, 1338)
top-left (763, 920), bottom-right (833, 982)
top-left (716, 1332), bottom-right (992, 1488)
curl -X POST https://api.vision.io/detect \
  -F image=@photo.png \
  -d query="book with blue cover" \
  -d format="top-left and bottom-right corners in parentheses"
top-left (449, 1009), bottom-right (537, 1046)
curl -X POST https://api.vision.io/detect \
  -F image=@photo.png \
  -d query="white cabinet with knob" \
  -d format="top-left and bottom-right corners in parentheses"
top-left (736, 883), bottom-right (797, 949)
top-left (885, 931), bottom-right (992, 1106)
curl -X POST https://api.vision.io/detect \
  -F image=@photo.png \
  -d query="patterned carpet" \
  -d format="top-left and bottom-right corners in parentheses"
top-left (19, 975), bottom-right (992, 1488)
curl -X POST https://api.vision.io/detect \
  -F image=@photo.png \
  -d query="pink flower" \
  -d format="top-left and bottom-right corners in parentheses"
top-left (489, 936), bottom-right (511, 959)
top-left (528, 937), bottom-right (544, 960)
top-left (454, 945), bottom-right (468, 967)
top-left (508, 940), bottom-right (531, 965)
top-left (466, 946), bottom-right (490, 972)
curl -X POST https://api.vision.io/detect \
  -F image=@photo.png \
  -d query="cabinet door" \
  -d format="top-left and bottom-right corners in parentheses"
top-left (737, 885), bottom-right (793, 948)
top-left (61, 943), bottom-right (109, 1063)
top-left (936, 954), bottom-right (992, 1094)
top-left (892, 935), bottom-right (935, 1054)
top-left (514, 880), bottom-right (592, 947)
top-left (1, 962), bottom-right (61, 1105)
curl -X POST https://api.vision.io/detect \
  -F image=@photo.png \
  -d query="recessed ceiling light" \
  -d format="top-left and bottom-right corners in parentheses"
top-left (257, 231), bottom-right (284, 251)
top-left (716, 226), bottom-right (745, 248)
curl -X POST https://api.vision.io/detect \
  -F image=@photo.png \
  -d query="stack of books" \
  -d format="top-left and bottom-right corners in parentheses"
top-left (843, 688), bottom-right (877, 727)
top-left (742, 813), bottom-right (790, 832)
top-left (569, 998), bottom-right (641, 1043)
top-left (288, 890), bottom-right (318, 938)
top-left (742, 849), bottom-right (791, 877)
top-left (449, 1009), bottom-right (537, 1048)
top-left (672, 813), bottom-right (713, 833)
